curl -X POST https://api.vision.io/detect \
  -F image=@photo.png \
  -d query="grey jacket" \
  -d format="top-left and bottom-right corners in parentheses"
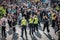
top-left (17, 13), bottom-right (22, 21)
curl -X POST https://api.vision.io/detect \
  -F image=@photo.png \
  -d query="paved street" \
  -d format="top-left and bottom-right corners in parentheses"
top-left (0, 0), bottom-right (60, 40)
top-left (0, 23), bottom-right (58, 40)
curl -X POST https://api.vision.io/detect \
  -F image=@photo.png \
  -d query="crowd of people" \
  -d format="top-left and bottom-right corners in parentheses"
top-left (0, 0), bottom-right (60, 40)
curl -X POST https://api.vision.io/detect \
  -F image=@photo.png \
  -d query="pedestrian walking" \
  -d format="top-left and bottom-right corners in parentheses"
top-left (43, 15), bottom-right (50, 33)
top-left (51, 12), bottom-right (56, 28)
top-left (17, 10), bottom-right (22, 25)
top-left (12, 18), bottom-right (17, 33)
top-left (1, 15), bottom-right (7, 38)
top-left (12, 14), bottom-right (17, 33)
top-left (7, 14), bottom-right (12, 28)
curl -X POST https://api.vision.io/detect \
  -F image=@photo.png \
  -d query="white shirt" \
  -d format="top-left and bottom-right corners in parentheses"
top-left (1, 17), bottom-right (7, 26)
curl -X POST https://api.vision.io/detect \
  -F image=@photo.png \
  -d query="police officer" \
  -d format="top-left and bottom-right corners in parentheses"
top-left (21, 16), bottom-right (27, 37)
top-left (29, 15), bottom-right (34, 35)
top-left (33, 15), bottom-right (39, 32)
top-left (43, 15), bottom-right (50, 33)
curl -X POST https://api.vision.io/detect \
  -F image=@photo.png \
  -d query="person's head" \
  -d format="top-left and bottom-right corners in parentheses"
top-left (30, 14), bottom-right (33, 18)
top-left (34, 15), bottom-right (37, 18)
top-left (44, 15), bottom-right (48, 19)
top-left (8, 13), bottom-right (11, 16)
top-left (17, 9), bottom-right (20, 13)
top-left (3, 14), bottom-right (6, 18)
top-left (22, 16), bottom-right (25, 19)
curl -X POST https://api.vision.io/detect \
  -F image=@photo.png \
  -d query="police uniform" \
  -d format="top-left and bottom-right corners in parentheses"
top-left (21, 17), bottom-right (27, 37)
top-left (55, 5), bottom-right (59, 12)
top-left (29, 17), bottom-right (34, 35)
top-left (33, 15), bottom-right (39, 32)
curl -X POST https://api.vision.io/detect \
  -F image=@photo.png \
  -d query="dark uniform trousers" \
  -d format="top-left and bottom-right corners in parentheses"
top-left (29, 24), bottom-right (34, 35)
top-left (52, 20), bottom-right (55, 28)
top-left (2, 26), bottom-right (6, 38)
top-left (21, 25), bottom-right (27, 37)
top-left (43, 22), bottom-right (50, 33)
top-left (34, 24), bottom-right (38, 32)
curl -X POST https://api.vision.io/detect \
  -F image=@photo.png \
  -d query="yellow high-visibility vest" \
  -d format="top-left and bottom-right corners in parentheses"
top-left (0, 6), bottom-right (6, 14)
top-left (29, 18), bottom-right (33, 24)
top-left (55, 5), bottom-right (59, 11)
top-left (35, 0), bottom-right (40, 2)
top-left (34, 17), bottom-right (38, 24)
top-left (21, 19), bottom-right (27, 26)
top-left (0, 6), bottom-right (6, 18)
top-left (51, 13), bottom-right (56, 20)
top-left (3, 9), bottom-right (6, 14)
